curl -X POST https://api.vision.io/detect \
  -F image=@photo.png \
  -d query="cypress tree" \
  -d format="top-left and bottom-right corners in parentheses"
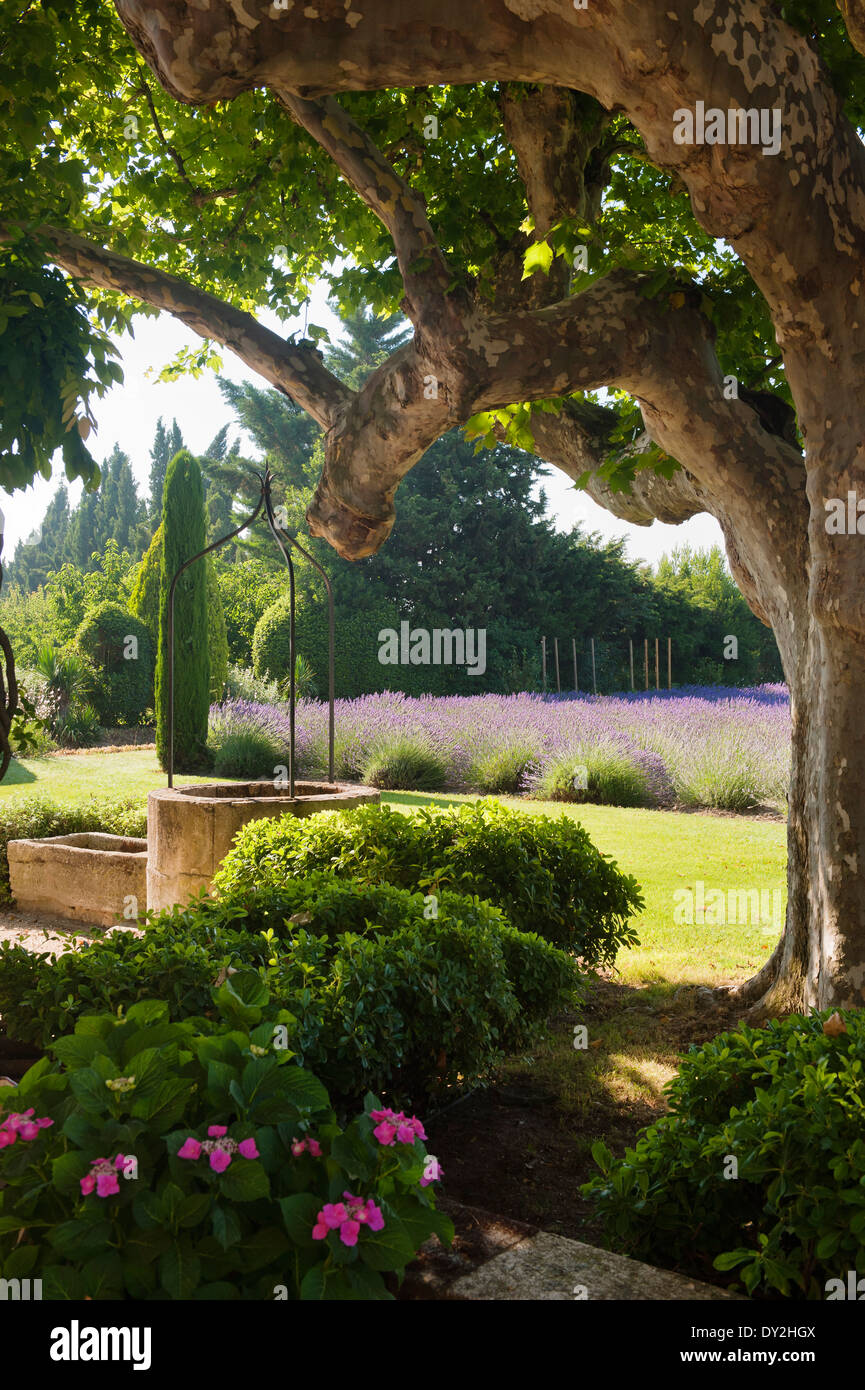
top-left (155, 450), bottom-right (210, 772)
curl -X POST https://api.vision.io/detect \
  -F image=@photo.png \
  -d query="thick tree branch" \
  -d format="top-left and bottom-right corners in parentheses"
top-left (276, 92), bottom-right (465, 335)
top-left (114, 0), bottom-right (865, 432)
top-left (838, 1), bottom-right (865, 58)
top-left (28, 225), bottom-right (352, 428)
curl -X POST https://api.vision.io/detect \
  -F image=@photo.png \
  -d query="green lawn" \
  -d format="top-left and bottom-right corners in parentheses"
top-left (3, 750), bottom-right (787, 991)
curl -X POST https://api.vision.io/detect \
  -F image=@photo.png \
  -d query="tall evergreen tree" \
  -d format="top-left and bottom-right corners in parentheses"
top-left (149, 417), bottom-right (184, 525)
top-left (155, 450), bottom-right (210, 772)
top-left (5, 483), bottom-right (71, 590)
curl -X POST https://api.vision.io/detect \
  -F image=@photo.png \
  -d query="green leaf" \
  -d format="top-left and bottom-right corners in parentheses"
top-left (212, 1204), bottom-right (243, 1251)
top-left (357, 1218), bottom-right (418, 1272)
top-left (159, 1243), bottom-right (201, 1299)
top-left (279, 1193), bottom-right (321, 1246)
top-left (521, 240), bottom-right (553, 279)
top-left (51, 1150), bottom-right (92, 1196)
top-left (300, 1264), bottom-right (327, 1299)
top-left (218, 1159), bottom-right (271, 1202)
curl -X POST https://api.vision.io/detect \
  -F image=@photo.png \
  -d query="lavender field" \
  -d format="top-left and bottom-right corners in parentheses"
top-left (208, 683), bottom-right (791, 814)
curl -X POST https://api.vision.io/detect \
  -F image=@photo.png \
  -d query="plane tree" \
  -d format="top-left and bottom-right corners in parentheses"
top-left (3, 0), bottom-right (865, 1014)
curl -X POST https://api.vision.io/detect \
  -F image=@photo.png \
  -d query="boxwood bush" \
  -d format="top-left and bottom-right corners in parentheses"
top-left (583, 1010), bottom-right (865, 1298)
top-left (213, 800), bottom-right (643, 962)
top-left (0, 991), bottom-right (452, 1300)
top-left (0, 874), bottom-right (581, 1106)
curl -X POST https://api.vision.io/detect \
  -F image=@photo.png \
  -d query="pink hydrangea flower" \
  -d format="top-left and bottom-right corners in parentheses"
top-left (421, 1156), bottom-right (444, 1187)
top-left (207, 1125), bottom-right (228, 1138)
top-left (178, 1137), bottom-right (202, 1160)
top-left (80, 1156), bottom-right (127, 1198)
top-left (370, 1108), bottom-right (427, 1145)
top-left (237, 1138), bottom-right (259, 1160)
top-left (175, 1126), bottom-right (260, 1171)
top-left (0, 1108), bottom-right (53, 1146)
top-left (291, 1136), bottom-right (323, 1158)
top-left (209, 1148), bottom-right (232, 1174)
top-left (312, 1193), bottom-right (385, 1246)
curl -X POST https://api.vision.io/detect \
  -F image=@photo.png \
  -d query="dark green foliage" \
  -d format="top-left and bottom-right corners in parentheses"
top-left (0, 995), bottom-right (452, 1300)
top-left (74, 601), bottom-right (153, 726)
top-left (252, 587), bottom-right (394, 698)
top-left (0, 795), bottom-right (146, 903)
top-left (0, 247), bottom-right (111, 494)
top-left (0, 874), bottom-right (581, 1106)
top-left (583, 1011), bottom-right (865, 1298)
top-left (214, 800), bottom-right (643, 962)
top-left (155, 451), bottom-right (210, 771)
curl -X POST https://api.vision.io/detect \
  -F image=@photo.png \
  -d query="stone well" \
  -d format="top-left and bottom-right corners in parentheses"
top-left (7, 832), bottom-right (148, 927)
top-left (147, 780), bottom-right (380, 913)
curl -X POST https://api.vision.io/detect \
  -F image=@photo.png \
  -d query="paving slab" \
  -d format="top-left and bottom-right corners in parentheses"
top-left (448, 1230), bottom-right (744, 1301)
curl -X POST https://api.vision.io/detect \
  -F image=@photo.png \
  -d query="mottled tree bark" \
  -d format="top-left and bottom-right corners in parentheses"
top-left (96, 0), bottom-right (865, 1014)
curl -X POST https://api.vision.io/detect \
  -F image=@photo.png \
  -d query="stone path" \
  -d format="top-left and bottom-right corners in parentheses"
top-left (401, 1200), bottom-right (743, 1301)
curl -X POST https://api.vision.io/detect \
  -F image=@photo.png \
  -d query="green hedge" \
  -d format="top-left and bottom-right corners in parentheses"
top-left (214, 800), bottom-right (643, 963)
top-left (0, 795), bottom-right (147, 904)
top-left (74, 601), bottom-right (153, 726)
top-left (583, 1010), bottom-right (865, 1298)
top-left (252, 589), bottom-right (394, 700)
top-left (0, 873), bottom-right (581, 1105)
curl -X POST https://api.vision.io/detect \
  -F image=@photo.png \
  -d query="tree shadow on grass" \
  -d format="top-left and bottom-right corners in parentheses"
top-left (3, 759), bottom-right (38, 785)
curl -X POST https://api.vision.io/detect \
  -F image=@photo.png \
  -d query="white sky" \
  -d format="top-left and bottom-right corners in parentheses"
top-left (1, 286), bottom-right (724, 567)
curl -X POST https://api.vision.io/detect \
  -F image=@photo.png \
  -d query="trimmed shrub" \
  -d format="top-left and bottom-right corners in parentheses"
top-left (0, 874), bottom-right (581, 1104)
top-left (252, 589), bottom-right (394, 699)
top-left (155, 452), bottom-right (210, 771)
top-left (214, 800), bottom-right (643, 962)
top-left (361, 731), bottom-right (449, 791)
top-left (583, 1011), bottom-right (865, 1298)
top-left (537, 743), bottom-right (651, 808)
top-left (0, 995), bottom-right (452, 1299)
top-left (74, 601), bottom-right (153, 726)
top-left (205, 557), bottom-right (229, 702)
top-left (0, 795), bottom-right (147, 903)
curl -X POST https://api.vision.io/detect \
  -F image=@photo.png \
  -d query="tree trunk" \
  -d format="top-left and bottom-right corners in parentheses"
top-left (724, 621), bottom-right (865, 1017)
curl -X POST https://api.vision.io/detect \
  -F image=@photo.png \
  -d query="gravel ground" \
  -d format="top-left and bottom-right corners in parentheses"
top-left (0, 907), bottom-right (132, 955)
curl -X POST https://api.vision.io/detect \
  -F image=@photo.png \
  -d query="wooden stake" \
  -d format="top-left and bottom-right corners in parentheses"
top-left (554, 638), bottom-right (561, 693)
top-left (644, 638), bottom-right (649, 690)
top-left (629, 639), bottom-right (635, 691)
top-left (667, 636), bottom-right (672, 690)
top-left (591, 638), bottom-right (597, 695)
top-left (541, 637), bottom-right (547, 692)
top-left (572, 638), bottom-right (578, 692)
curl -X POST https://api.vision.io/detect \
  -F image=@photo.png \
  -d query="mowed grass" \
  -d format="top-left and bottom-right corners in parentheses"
top-left (3, 750), bottom-right (787, 992)
top-left (0, 749), bottom-right (222, 801)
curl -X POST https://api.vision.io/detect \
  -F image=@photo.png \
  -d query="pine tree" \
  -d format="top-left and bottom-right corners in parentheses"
top-left (155, 450), bottom-right (210, 772)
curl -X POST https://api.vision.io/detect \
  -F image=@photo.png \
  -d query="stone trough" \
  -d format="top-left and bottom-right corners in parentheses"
top-left (7, 781), bottom-right (380, 925)
top-left (7, 832), bottom-right (148, 927)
